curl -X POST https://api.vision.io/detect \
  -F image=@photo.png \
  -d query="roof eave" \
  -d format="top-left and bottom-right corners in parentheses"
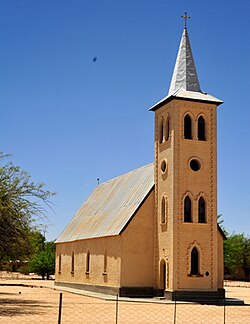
top-left (119, 184), bottom-right (155, 235)
top-left (218, 224), bottom-right (227, 240)
top-left (149, 94), bottom-right (223, 112)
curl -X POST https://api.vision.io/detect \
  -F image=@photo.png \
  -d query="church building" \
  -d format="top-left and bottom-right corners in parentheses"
top-left (55, 23), bottom-right (225, 300)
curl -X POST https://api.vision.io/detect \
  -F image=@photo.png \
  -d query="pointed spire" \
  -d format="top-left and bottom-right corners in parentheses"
top-left (168, 28), bottom-right (201, 95)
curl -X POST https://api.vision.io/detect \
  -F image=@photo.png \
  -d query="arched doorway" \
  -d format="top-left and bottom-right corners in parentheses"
top-left (160, 260), bottom-right (166, 292)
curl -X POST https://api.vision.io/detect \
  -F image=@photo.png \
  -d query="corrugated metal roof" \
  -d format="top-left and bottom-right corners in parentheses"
top-left (56, 163), bottom-right (154, 243)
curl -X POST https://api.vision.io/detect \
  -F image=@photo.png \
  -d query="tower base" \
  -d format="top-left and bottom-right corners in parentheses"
top-left (164, 289), bottom-right (225, 302)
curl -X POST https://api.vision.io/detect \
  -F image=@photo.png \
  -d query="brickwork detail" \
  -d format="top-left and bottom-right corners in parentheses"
top-left (154, 114), bottom-right (159, 288)
top-left (209, 108), bottom-right (215, 289)
top-left (176, 107), bottom-right (181, 289)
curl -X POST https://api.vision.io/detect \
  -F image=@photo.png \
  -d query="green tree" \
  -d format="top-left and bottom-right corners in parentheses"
top-left (224, 233), bottom-right (250, 281)
top-left (29, 241), bottom-right (55, 280)
top-left (217, 214), bottom-right (228, 236)
top-left (0, 152), bottom-right (55, 261)
top-left (28, 230), bottom-right (46, 255)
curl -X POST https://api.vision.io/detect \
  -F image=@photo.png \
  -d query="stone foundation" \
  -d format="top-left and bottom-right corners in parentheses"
top-left (55, 282), bottom-right (154, 297)
top-left (55, 282), bottom-right (226, 302)
top-left (55, 281), bottom-right (120, 296)
top-left (164, 288), bottom-right (225, 302)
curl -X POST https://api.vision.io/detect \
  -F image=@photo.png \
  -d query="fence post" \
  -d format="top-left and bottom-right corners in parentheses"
top-left (58, 292), bottom-right (63, 324)
top-left (223, 298), bottom-right (226, 324)
top-left (115, 294), bottom-right (119, 324)
top-left (173, 300), bottom-right (177, 324)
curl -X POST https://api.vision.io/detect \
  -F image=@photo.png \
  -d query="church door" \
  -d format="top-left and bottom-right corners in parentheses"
top-left (160, 260), bottom-right (166, 291)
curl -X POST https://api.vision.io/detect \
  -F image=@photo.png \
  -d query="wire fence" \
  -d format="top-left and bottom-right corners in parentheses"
top-left (0, 285), bottom-right (249, 324)
top-left (58, 295), bottom-right (250, 324)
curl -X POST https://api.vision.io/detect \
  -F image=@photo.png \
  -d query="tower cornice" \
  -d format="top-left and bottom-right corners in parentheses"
top-left (149, 89), bottom-right (223, 112)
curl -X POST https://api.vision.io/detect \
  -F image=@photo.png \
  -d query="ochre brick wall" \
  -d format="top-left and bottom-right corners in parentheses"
top-left (121, 190), bottom-right (155, 287)
top-left (55, 236), bottom-right (122, 288)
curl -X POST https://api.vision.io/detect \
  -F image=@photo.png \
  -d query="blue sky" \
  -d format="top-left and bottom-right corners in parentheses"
top-left (1, 0), bottom-right (250, 240)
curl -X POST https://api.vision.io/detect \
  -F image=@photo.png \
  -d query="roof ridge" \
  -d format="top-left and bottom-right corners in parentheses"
top-left (97, 162), bottom-right (154, 187)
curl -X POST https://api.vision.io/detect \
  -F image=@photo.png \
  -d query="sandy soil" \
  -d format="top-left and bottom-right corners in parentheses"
top-left (0, 276), bottom-right (249, 324)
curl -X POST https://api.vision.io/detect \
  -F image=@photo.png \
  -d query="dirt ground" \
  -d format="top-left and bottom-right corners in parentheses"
top-left (0, 275), bottom-right (249, 324)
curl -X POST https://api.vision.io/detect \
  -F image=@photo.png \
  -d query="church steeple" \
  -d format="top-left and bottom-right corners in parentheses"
top-left (168, 27), bottom-right (201, 95)
top-left (149, 23), bottom-right (223, 112)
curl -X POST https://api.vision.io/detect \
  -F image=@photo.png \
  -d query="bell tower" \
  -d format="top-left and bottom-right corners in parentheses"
top-left (150, 22), bottom-right (225, 300)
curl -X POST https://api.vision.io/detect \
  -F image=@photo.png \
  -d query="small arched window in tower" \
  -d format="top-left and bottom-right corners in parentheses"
top-left (86, 251), bottom-right (90, 273)
top-left (161, 195), bottom-right (167, 224)
top-left (198, 116), bottom-right (206, 141)
top-left (165, 115), bottom-right (170, 141)
top-left (198, 197), bottom-right (206, 223)
top-left (71, 252), bottom-right (74, 273)
top-left (161, 159), bottom-right (167, 173)
top-left (191, 247), bottom-right (199, 275)
top-left (184, 196), bottom-right (192, 222)
top-left (184, 114), bottom-right (192, 139)
top-left (159, 119), bottom-right (164, 144)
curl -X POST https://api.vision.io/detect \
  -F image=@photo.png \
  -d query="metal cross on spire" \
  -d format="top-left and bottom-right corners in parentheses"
top-left (181, 12), bottom-right (191, 28)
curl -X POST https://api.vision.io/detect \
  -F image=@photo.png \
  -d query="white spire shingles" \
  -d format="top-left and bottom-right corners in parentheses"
top-left (149, 28), bottom-right (223, 111)
top-left (168, 28), bottom-right (201, 95)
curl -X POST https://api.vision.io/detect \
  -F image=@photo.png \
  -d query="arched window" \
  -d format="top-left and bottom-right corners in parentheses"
top-left (191, 247), bottom-right (199, 275)
top-left (86, 251), bottom-right (90, 273)
top-left (71, 252), bottom-right (74, 273)
top-left (198, 197), bottom-right (206, 223)
top-left (104, 250), bottom-right (107, 273)
top-left (165, 115), bottom-right (170, 141)
top-left (58, 253), bottom-right (62, 273)
top-left (161, 195), bottom-right (167, 224)
top-left (184, 196), bottom-right (192, 222)
top-left (159, 119), bottom-right (164, 144)
top-left (198, 116), bottom-right (206, 141)
top-left (184, 114), bottom-right (192, 139)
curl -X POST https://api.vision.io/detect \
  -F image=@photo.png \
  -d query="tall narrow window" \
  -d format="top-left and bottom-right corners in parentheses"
top-left (58, 253), bottom-right (62, 273)
top-left (198, 116), bottom-right (206, 141)
top-left (86, 251), bottom-right (90, 273)
top-left (165, 116), bottom-right (170, 141)
top-left (184, 114), bottom-right (192, 139)
top-left (71, 252), bottom-right (74, 273)
top-left (159, 119), bottom-right (164, 144)
top-left (191, 247), bottom-right (199, 275)
top-left (104, 250), bottom-right (107, 273)
top-left (198, 197), bottom-right (206, 223)
top-left (161, 195), bottom-right (166, 224)
top-left (184, 196), bottom-right (192, 222)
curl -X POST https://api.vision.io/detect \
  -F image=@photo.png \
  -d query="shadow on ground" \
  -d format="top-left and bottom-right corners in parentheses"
top-left (0, 293), bottom-right (53, 317)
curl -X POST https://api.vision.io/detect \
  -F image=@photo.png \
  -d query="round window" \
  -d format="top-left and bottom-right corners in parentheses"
top-left (161, 160), bottom-right (167, 173)
top-left (189, 159), bottom-right (201, 172)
